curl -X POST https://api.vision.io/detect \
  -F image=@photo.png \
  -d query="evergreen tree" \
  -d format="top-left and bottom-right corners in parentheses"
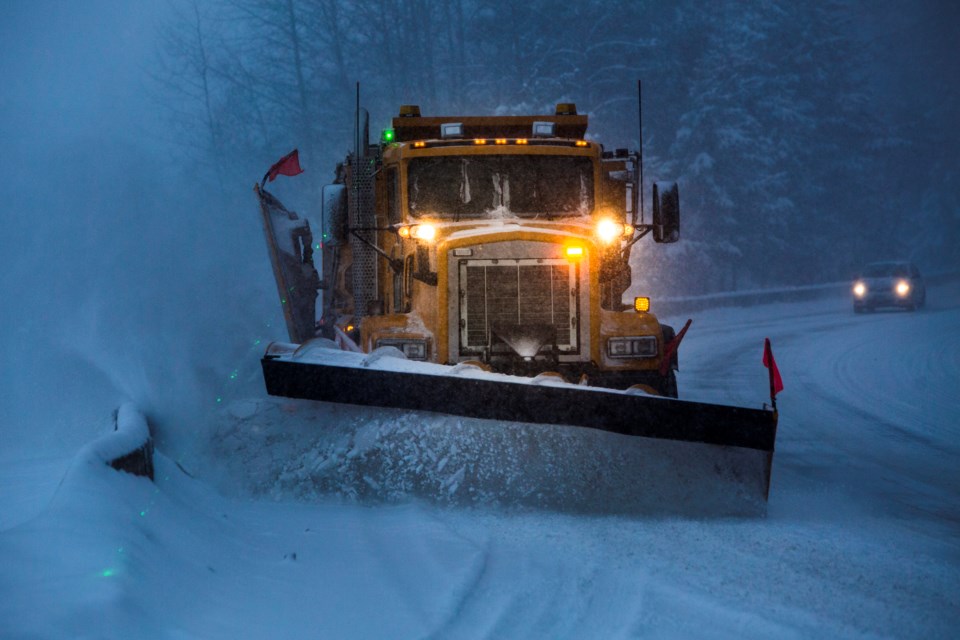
top-left (153, 0), bottom-right (933, 291)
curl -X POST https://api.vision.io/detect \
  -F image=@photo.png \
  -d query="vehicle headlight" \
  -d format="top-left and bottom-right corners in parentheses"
top-left (411, 223), bottom-right (436, 242)
top-left (596, 218), bottom-right (625, 244)
top-left (375, 338), bottom-right (428, 360)
top-left (853, 282), bottom-right (866, 297)
top-left (895, 280), bottom-right (910, 297)
top-left (396, 223), bottom-right (437, 242)
top-left (607, 336), bottom-right (657, 358)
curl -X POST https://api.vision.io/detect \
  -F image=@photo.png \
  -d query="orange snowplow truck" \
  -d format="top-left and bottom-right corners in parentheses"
top-left (292, 103), bottom-right (683, 396)
top-left (254, 102), bottom-right (779, 509)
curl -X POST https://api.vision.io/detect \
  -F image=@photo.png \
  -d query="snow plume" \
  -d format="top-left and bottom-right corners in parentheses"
top-left (67, 297), bottom-right (157, 411)
top-left (207, 398), bottom-right (766, 517)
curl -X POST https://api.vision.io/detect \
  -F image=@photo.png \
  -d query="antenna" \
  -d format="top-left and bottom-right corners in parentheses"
top-left (355, 81), bottom-right (360, 158)
top-left (637, 79), bottom-right (645, 226)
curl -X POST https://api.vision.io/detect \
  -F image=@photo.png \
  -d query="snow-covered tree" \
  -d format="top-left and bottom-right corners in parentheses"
top-left (153, 0), bottom-right (947, 290)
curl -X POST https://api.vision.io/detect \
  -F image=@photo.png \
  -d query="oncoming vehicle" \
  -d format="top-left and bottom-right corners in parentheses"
top-left (852, 261), bottom-right (926, 312)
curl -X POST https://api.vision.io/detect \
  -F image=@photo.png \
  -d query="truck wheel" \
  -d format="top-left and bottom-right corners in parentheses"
top-left (661, 323), bottom-right (676, 344)
top-left (660, 323), bottom-right (678, 370)
top-left (659, 370), bottom-right (678, 398)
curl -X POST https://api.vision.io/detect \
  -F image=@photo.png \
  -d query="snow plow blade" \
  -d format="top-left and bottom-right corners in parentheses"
top-left (260, 342), bottom-right (779, 509)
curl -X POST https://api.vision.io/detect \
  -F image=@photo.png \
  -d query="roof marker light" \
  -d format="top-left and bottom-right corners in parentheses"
top-left (441, 122), bottom-right (463, 139)
top-left (532, 121), bottom-right (556, 138)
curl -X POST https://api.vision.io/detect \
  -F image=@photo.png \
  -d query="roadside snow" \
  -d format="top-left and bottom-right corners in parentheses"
top-left (2, 281), bottom-right (958, 638)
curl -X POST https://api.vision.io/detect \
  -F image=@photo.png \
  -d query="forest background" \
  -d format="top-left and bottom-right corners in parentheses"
top-left (155, 0), bottom-right (958, 294)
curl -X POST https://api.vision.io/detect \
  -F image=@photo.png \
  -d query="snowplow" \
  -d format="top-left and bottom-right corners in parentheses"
top-left (253, 101), bottom-right (779, 509)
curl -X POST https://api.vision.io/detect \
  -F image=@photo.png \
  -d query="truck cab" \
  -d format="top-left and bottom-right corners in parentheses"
top-left (320, 104), bottom-right (681, 395)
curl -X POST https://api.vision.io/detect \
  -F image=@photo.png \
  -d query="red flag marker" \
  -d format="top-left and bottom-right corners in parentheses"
top-left (263, 149), bottom-right (304, 185)
top-left (762, 338), bottom-right (783, 408)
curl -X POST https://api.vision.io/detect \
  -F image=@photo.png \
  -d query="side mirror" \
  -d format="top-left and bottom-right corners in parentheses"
top-left (652, 181), bottom-right (680, 243)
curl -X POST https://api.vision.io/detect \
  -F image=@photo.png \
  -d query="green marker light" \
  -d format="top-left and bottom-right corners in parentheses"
top-left (382, 128), bottom-right (396, 143)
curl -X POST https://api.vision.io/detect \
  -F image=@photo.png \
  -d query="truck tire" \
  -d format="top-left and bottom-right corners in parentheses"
top-left (659, 370), bottom-right (678, 398)
top-left (660, 323), bottom-right (678, 370)
top-left (662, 323), bottom-right (676, 344)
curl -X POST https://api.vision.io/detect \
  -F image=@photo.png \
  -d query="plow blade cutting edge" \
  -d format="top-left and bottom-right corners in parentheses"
top-left (261, 343), bottom-right (779, 510)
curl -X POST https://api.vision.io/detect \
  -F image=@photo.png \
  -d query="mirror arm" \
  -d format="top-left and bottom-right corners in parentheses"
top-left (627, 226), bottom-right (652, 246)
top-left (349, 229), bottom-right (403, 274)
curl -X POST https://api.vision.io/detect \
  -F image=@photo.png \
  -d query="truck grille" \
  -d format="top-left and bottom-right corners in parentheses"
top-left (460, 259), bottom-right (577, 350)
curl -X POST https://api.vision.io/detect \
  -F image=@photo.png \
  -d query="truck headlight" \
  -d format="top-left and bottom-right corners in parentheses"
top-left (607, 336), bottom-right (657, 358)
top-left (596, 218), bottom-right (625, 244)
top-left (895, 280), bottom-right (910, 297)
top-left (853, 281), bottom-right (866, 297)
top-left (375, 338), bottom-right (428, 360)
top-left (411, 224), bottom-right (436, 242)
top-left (396, 223), bottom-right (437, 242)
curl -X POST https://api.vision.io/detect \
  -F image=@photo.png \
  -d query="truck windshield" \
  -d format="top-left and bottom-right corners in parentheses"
top-left (407, 155), bottom-right (594, 218)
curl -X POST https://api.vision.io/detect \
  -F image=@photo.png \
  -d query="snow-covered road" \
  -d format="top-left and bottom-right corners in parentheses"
top-left (676, 282), bottom-right (960, 538)
top-left (2, 282), bottom-right (958, 638)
